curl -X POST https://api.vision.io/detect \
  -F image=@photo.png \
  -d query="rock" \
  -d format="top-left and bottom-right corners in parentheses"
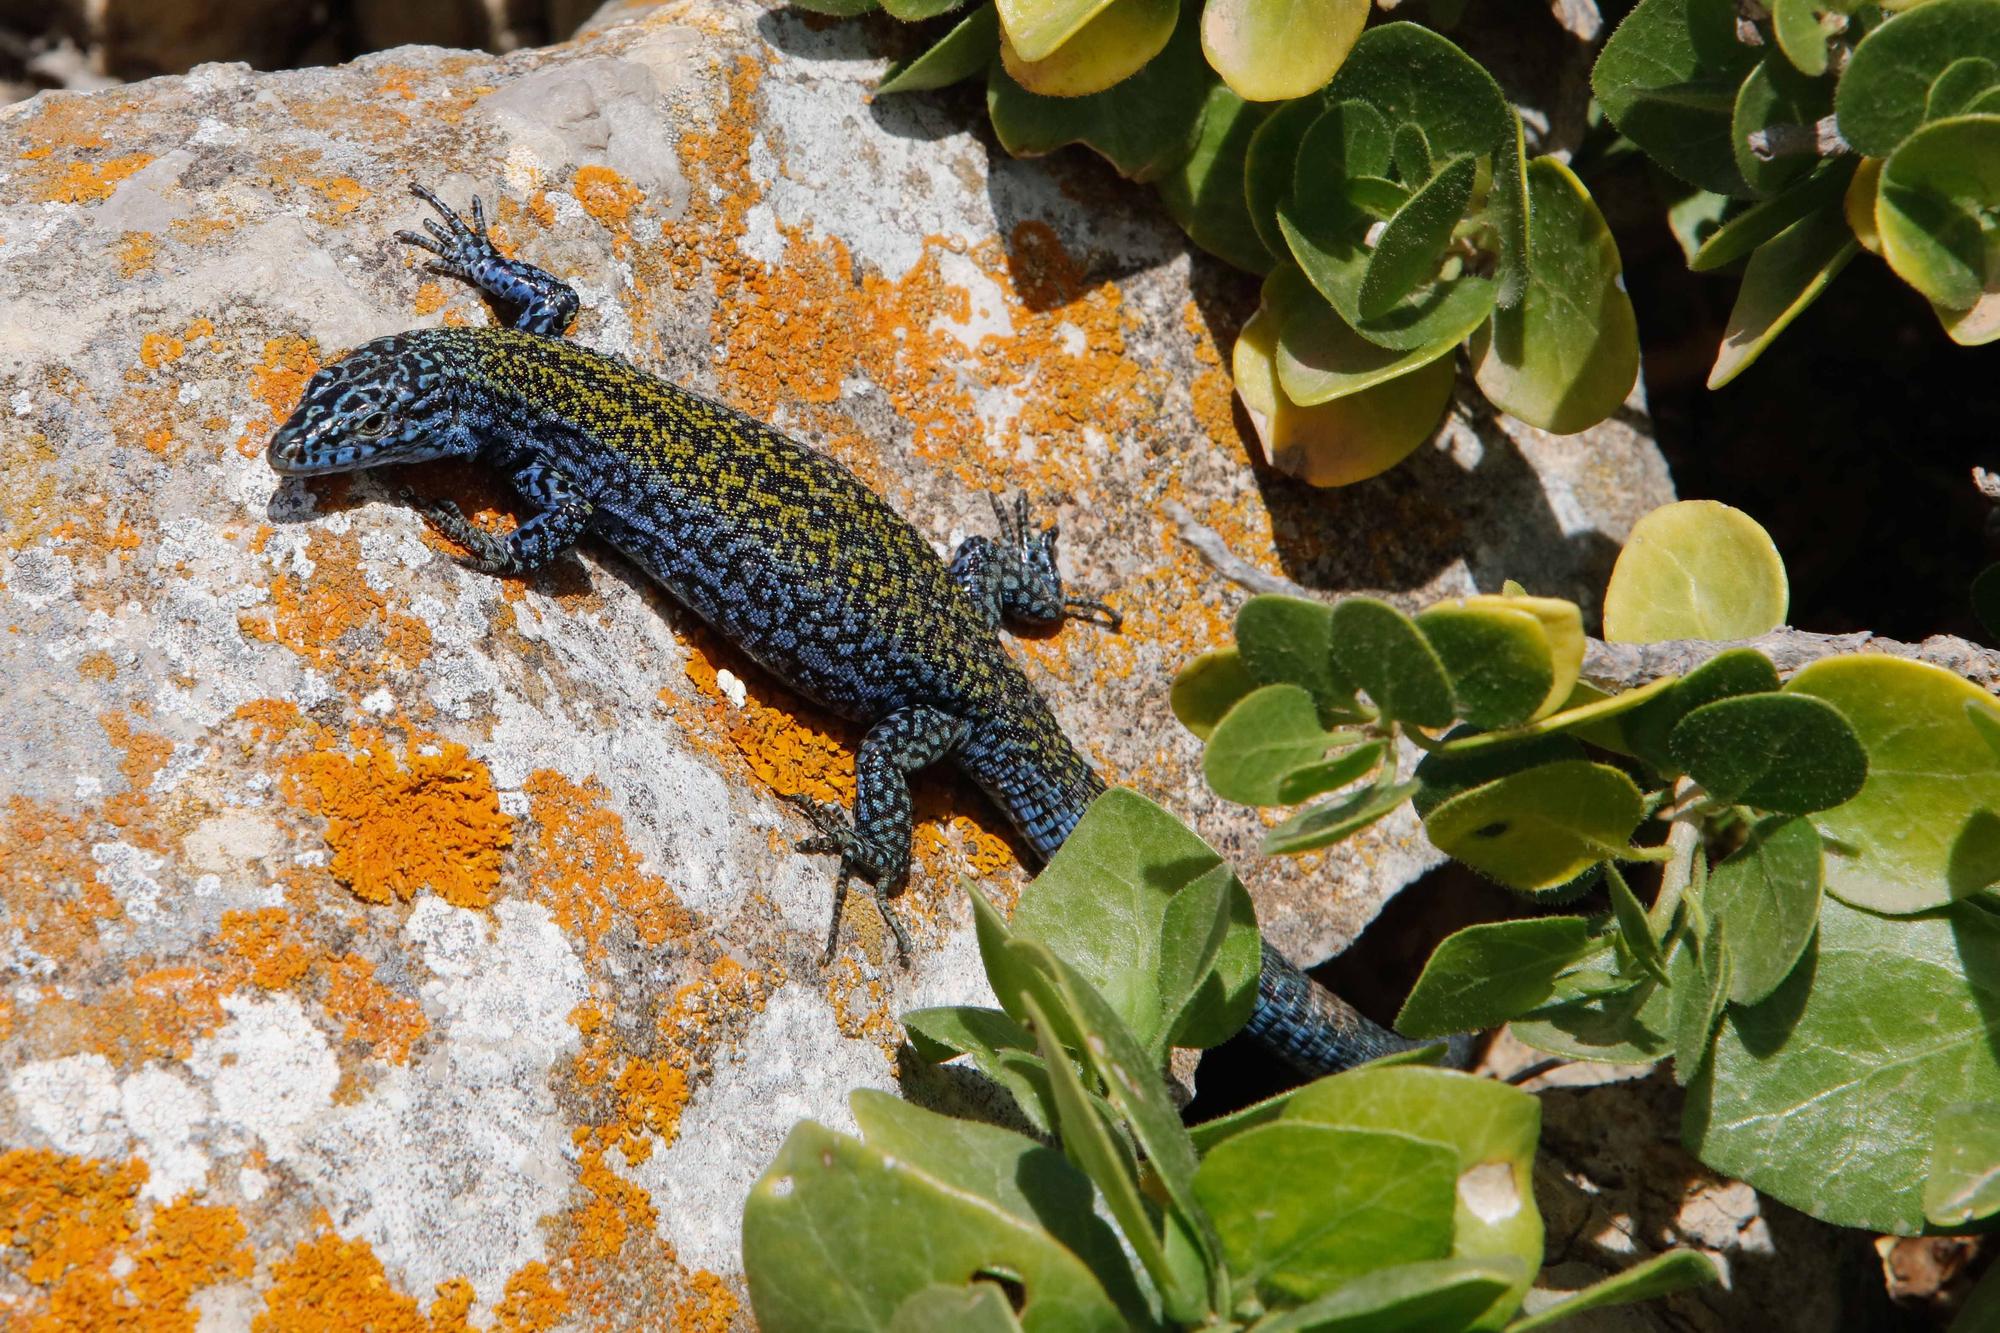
top-left (0, 1), bottom-right (1675, 1325)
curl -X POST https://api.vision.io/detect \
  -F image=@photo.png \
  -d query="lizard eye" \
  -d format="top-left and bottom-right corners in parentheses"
top-left (356, 411), bottom-right (390, 438)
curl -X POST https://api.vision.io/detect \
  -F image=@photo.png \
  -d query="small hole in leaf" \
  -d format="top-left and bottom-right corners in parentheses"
top-left (768, 1176), bottom-right (793, 1198)
top-left (973, 1269), bottom-right (1027, 1313)
top-left (1473, 821), bottom-right (1510, 839)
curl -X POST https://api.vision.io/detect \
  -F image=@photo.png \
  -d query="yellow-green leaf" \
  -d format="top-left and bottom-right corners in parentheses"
top-left (1601, 500), bottom-right (1789, 644)
top-left (999, 0), bottom-right (1178, 97)
top-left (1200, 0), bottom-right (1366, 102)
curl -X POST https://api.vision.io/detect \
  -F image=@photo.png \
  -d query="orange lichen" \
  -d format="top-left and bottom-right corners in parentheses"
top-left (219, 908), bottom-right (314, 991)
top-left (99, 710), bottom-right (172, 793)
top-left (492, 1262), bottom-right (569, 1332)
top-left (0, 429), bottom-right (60, 550)
top-left (678, 646), bottom-right (852, 808)
top-left (102, 966), bottom-right (230, 1064)
top-left (285, 732), bottom-right (511, 908)
top-left (309, 176), bottom-right (368, 215)
top-left (519, 770), bottom-right (692, 956)
top-left (118, 230), bottom-right (157, 277)
top-left (657, 956), bottom-right (775, 1055)
top-left (243, 335), bottom-right (320, 456)
top-left (673, 1271), bottom-right (740, 1333)
top-left (254, 1230), bottom-right (430, 1333)
top-left (0, 796), bottom-right (120, 967)
top-left (413, 280), bottom-right (450, 317)
top-left (139, 332), bottom-right (186, 369)
top-left (608, 1057), bottom-right (690, 1165)
top-left (241, 527), bottom-right (434, 693)
top-left (570, 1136), bottom-right (657, 1262)
top-left (26, 152), bottom-right (153, 204)
top-left (321, 953), bottom-right (428, 1063)
top-left (0, 1150), bottom-right (252, 1331)
top-left (572, 165), bottom-right (643, 239)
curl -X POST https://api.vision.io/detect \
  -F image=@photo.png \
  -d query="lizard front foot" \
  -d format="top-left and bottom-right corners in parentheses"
top-left (782, 792), bottom-right (912, 965)
top-left (400, 488), bottom-right (519, 575)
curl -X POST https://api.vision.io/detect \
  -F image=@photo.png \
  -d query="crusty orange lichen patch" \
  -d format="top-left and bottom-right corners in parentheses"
top-left (0, 430), bottom-right (60, 551)
top-left (0, 796), bottom-right (120, 967)
top-left (322, 953), bottom-right (428, 1063)
top-left (24, 152), bottom-right (153, 204)
top-left (241, 527), bottom-right (434, 696)
top-left (491, 1261), bottom-right (569, 1332)
top-left (219, 907), bottom-right (315, 991)
top-left (0, 1149), bottom-right (253, 1331)
top-left (656, 956), bottom-right (776, 1056)
top-left (243, 334), bottom-right (320, 457)
top-left (519, 770), bottom-right (693, 959)
top-left (677, 643), bottom-right (853, 809)
top-left (573, 165), bottom-right (643, 235)
top-left (118, 230), bottom-right (157, 277)
top-left (254, 1230), bottom-right (434, 1333)
top-left (673, 1270), bottom-right (740, 1333)
top-left (609, 1057), bottom-right (690, 1165)
top-left (570, 1136), bottom-right (659, 1263)
top-left (284, 731), bottom-right (511, 908)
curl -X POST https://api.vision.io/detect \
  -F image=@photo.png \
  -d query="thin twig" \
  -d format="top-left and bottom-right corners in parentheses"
top-left (1165, 503), bottom-right (2000, 694)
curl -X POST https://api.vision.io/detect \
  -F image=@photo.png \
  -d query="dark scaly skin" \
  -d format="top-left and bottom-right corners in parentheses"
top-left (267, 183), bottom-right (1457, 1075)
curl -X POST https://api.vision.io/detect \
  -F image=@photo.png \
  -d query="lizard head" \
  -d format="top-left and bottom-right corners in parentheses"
top-left (267, 333), bottom-right (465, 476)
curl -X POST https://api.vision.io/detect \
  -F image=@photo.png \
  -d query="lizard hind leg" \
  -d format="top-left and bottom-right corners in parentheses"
top-left (395, 182), bottom-right (580, 337)
top-left (787, 707), bottom-right (969, 965)
top-left (947, 493), bottom-right (1123, 633)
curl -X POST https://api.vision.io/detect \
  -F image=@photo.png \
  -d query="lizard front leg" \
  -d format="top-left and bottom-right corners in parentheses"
top-left (949, 492), bottom-right (1121, 633)
top-left (405, 457), bottom-right (593, 576)
top-left (397, 183), bottom-right (581, 337)
top-left (790, 706), bottom-right (969, 964)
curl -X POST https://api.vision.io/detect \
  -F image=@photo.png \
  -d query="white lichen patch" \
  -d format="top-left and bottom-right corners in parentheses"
top-left (631, 985), bottom-right (899, 1273)
top-left (189, 992), bottom-right (339, 1164)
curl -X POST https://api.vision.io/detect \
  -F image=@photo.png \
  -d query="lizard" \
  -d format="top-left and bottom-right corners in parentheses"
top-left (265, 182), bottom-right (1459, 1076)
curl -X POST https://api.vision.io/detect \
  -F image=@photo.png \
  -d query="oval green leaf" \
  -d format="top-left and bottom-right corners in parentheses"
top-left (1276, 281), bottom-right (1468, 407)
top-left (1200, 0), bottom-right (1366, 103)
top-left (1235, 592), bottom-right (1356, 710)
top-left (1423, 760), bottom-right (1646, 892)
top-left (1329, 594), bottom-right (1457, 726)
top-left (996, 0), bottom-right (1115, 62)
top-left (1601, 500), bottom-right (1789, 644)
top-left (1470, 156), bottom-right (1639, 435)
top-left (1925, 1102), bottom-right (2000, 1227)
top-left (1709, 203), bottom-right (1859, 387)
top-left (1686, 895), bottom-right (2000, 1233)
top-left (1786, 655), bottom-right (2000, 912)
top-left (1835, 0), bottom-right (2000, 157)
top-left (1877, 114), bottom-right (2000, 311)
top-left (1706, 815), bottom-right (1824, 1005)
top-left (1204, 683), bottom-right (1347, 805)
top-left (1668, 692), bottom-right (1867, 813)
top-left (1244, 92), bottom-right (1338, 258)
top-left (1171, 646), bottom-right (1257, 740)
top-left (1397, 915), bottom-right (1598, 1037)
top-left (1358, 154), bottom-right (1479, 319)
top-left (999, 0), bottom-right (1178, 97)
top-left (880, 6), bottom-right (1001, 92)
top-left (1415, 601), bottom-right (1555, 730)
top-left (1622, 646), bottom-right (1783, 772)
top-left (1260, 776), bottom-right (1418, 855)
top-left (1157, 82), bottom-right (1273, 273)
top-left (1591, 0), bottom-right (1759, 196)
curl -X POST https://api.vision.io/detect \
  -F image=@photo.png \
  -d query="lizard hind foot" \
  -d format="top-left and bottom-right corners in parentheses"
top-left (780, 792), bottom-right (913, 966)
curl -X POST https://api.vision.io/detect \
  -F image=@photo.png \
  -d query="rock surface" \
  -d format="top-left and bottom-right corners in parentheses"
top-left (0, 1), bottom-right (1685, 1326)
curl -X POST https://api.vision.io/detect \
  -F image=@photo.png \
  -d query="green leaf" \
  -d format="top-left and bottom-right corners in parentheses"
top-left (1158, 82), bottom-right (1274, 273)
top-left (1709, 204), bottom-right (1859, 387)
top-left (1392, 123), bottom-right (1434, 184)
top-left (851, 1091), bottom-right (1155, 1329)
top-left (1245, 92), bottom-right (1340, 258)
top-left (1925, 1102), bottom-right (2000, 1226)
top-left (1622, 647), bottom-right (1782, 773)
top-left (1770, 0), bottom-right (1834, 78)
top-left (1667, 184), bottom-right (1736, 263)
top-left (1423, 761), bottom-right (1647, 893)
top-left (1504, 1250), bottom-right (1719, 1331)
top-left (1706, 816), bottom-right (1824, 1005)
top-left (1252, 1259), bottom-right (1524, 1333)
top-left (1601, 500), bottom-right (1789, 643)
top-left (786, 0), bottom-right (881, 14)
top-left (1609, 864), bottom-right (1670, 985)
top-left (1204, 683), bottom-right (1352, 805)
top-left (1277, 743), bottom-right (1387, 807)
top-left (1235, 593), bottom-right (1357, 714)
top-left (1512, 976), bottom-right (1675, 1064)
top-left (1787, 656), bottom-right (2000, 912)
top-left (1876, 114), bottom-right (2000, 311)
top-left (1669, 919), bottom-right (1730, 1084)
top-left (1412, 731), bottom-right (1587, 819)
top-left (879, 5), bottom-right (1001, 93)
top-left (890, 1284), bottom-right (1026, 1333)
top-left (1199, 0), bottom-right (1367, 103)
top-left (1329, 596), bottom-right (1457, 727)
top-left (1020, 991), bottom-right (1199, 1316)
top-left (1731, 52), bottom-right (1832, 194)
top-left (1172, 646), bottom-right (1258, 740)
top-left (903, 1004), bottom-right (1036, 1064)
top-left (999, 0), bottom-right (1179, 98)
top-left (1261, 778), bottom-right (1420, 855)
top-left (1157, 862), bottom-right (1254, 1050)
top-left (743, 1119), bottom-right (1130, 1333)
top-left (1285, 1065), bottom-right (1544, 1325)
top-left (1233, 267), bottom-right (1456, 486)
top-left (1668, 693), bottom-right (1867, 814)
top-left (1359, 155), bottom-right (1479, 319)
top-left (1415, 601), bottom-right (1556, 731)
top-left (1012, 788), bottom-right (1259, 1051)
top-left (883, 0), bottom-right (970, 19)
top-left (1591, 0), bottom-right (1760, 196)
top-left (1277, 276), bottom-right (1470, 407)
top-left (995, 0), bottom-right (1114, 62)
top-left (986, 9), bottom-right (1208, 182)
top-left (1470, 156), bottom-right (1639, 435)
top-left (1398, 916), bottom-right (1599, 1036)
top-left (1686, 895), bottom-right (2000, 1233)
top-left (1193, 1122), bottom-right (1459, 1302)
top-left (1324, 23), bottom-right (1514, 173)
top-left (1689, 159), bottom-right (1856, 272)
top-left (1953, 1266), bottom-right (2000, 1333)
top-left (1929, 56), bottom-right (2000, 120)
top-left (1835, 0), bottom-right (2000, 157)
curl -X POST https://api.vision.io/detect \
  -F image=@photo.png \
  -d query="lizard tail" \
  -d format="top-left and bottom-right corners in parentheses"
top-left (1247, 941), bottom-right (1476, 1074)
